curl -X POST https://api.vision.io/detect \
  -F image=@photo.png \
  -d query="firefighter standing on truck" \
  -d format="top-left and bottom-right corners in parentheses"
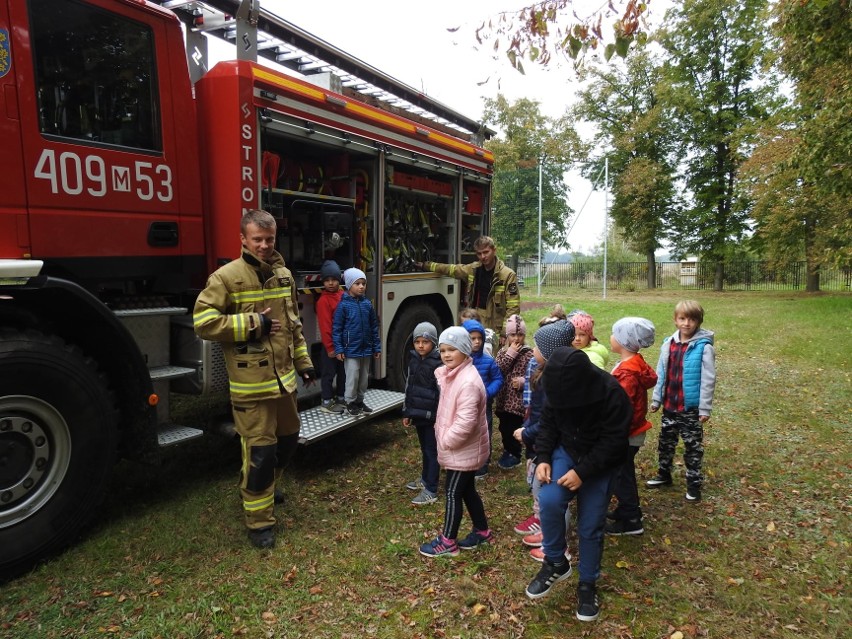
top-left (416, 235), bottom-right (521, 340)
top-left (193, 209), bottom-right (316, 549)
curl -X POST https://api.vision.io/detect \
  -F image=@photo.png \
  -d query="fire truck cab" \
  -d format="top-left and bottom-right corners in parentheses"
top-left (0, 0), bottom-right (492, 575)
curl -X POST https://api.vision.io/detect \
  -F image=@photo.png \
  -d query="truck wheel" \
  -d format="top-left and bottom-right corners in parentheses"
top-left (386, 304), bottom-right (443, 391)
top-left (0, 330), bottom-right (117, 577)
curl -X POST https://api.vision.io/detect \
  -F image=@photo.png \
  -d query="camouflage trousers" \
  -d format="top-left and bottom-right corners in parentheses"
top-left (657, 409), bottom-right (704, 489)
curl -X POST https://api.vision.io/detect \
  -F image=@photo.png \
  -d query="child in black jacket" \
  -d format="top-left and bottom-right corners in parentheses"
top-left (402, 322), bottom-right (443, 505)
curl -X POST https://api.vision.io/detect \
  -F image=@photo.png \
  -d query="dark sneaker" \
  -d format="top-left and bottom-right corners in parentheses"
top-left (346, 403), bottom-right (362, 416)
top-left (576, 581), bottom-right (600, 621)
top-left (606, 510), bottom-right (618, 521)
top-left (247, 526), bottom-right (275, 549)
top-left (358, 401), bottom-right (373, 414)
top-left (419, 535), bottom-right (459, 557)
top-left (474, 467), bottom-right (488, 481)
top-left (411, 488), bottom-right (438, 505)
top-left (405, 477), bottom-right (424, 491)
top-left (274, 490), bottom-right (285, 505)
top-left (525, 559), bottom-right (572, 599)
top-left (685, 488), bottom-right (702, 502)
top-left (497, 452), bottom-right (521, 469)
top-left (605, 518), bottom-right (644, 536)
top-left (646, 472), bottom-right (673, 487)
top-left (321, 400), bottom-right (345, 414)
top-left (458, 529), bottom-right (494, 550)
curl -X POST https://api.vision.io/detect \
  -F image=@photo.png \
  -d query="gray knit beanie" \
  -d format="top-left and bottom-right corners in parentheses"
top-left (612, 317), bottom-right (656, 352)
top-left (412, 322), bottom-right (438, 346)
top-left (438, 326), bottom-right (472, 357)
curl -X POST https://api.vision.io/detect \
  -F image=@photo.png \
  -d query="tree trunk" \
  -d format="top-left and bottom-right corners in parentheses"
top-left (804, 215), bottom-right (821, 292)
top-left (806, 269), bottom-right (820, 292)
top-left (646, 250), bottom-right (657, 289)
top-left (714, 261), bottom-right (724, 291)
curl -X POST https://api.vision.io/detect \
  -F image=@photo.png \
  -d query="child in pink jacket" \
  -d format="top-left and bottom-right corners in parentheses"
top-left (419, 327), bottom-right (493, 557)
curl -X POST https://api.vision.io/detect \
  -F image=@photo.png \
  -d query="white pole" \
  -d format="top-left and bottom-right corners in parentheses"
top-left (603, 157), bottom-right (608, 300)
top-left (537, 157), bottom-right (543, 297)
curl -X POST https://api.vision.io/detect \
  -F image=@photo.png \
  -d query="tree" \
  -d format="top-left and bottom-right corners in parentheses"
top-left (482, 96), bottom-right (580, 266)
top-left (573, 48), bottom-right (679, 288)
top-left (659, 0), bottom-right (778, 290)
top-left (740, 0), bottom-right (852, 291)
top-left (463, 0), bottom-right (650, 71)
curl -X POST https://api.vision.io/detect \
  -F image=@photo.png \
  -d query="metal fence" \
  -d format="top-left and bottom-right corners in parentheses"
top-left (517, 261), bottom-right (852, 291)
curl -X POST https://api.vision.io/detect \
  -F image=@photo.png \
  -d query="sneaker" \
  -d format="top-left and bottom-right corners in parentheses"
top-left (523, 532), bottom-right (543, 547)
top-left (606, 518), bottom-right (644, 535)
top-left (525, 559), bottom-right (572, 599)
top-left (346, 403), bottom-right (362, 416)
top-left (321, 399), bottom-right (344, 414)
top-left (685, 488), bottom-right (702, 502)
top-left (606, 510), bottom-right (618, 521)
top-left (419, 535), bottom-right (459, 557)
top-left (497, 452), bottom-right (521, 469)
top-left (411, 488), bottom-right (437, 505)
top-left (458, 529), bottom-right (494, 550)
top-left (405, 477), bottom-right (424, 491)
top-left (530, 547), bottom-right (572, 563)
top-left (576, 581), bottom-right (600, 621)
top-left (514, 514), bottom-right (541, 535)
top-left (474, 468), bottom-right (488, 481)
top-left (247, 526), bottom-right (275, 549)
top-left (646, 472), bottom-right (673, 487)
top-left (358, 401), bottom-right (373, 414)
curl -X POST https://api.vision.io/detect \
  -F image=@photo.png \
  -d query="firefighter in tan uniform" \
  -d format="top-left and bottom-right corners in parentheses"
top-left (194, 209), bottom-right (316, 549)
top-left (416, 236), bottom-right (521, 339)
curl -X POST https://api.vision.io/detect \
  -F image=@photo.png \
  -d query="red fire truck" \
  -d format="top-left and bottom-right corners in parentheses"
top-left (0, 0), bottom-right (492, 574)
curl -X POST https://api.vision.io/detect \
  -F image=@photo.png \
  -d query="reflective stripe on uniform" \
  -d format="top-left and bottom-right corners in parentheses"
top-left (232, 313), bottom-right (248, 341)
top-left (243, 494), bottom-right (274, 512)
top-left (230, 286), bottom-right (291, 304)
top-left (193, 308), bottom-right (221, 327)
top-left (294, 344), bottom-right (308, 359)
top-left (229, 369), bottom-right (297, 395)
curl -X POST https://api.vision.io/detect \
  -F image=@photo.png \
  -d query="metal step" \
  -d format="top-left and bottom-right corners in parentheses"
top-left (150, 365), bottom-right (196, 381)
top-left (158, 423), bottom-right (205, 447)
top-left (298, 388), bottom-right (404, 444)
top-left (114, 306), bottom-right (188, 317)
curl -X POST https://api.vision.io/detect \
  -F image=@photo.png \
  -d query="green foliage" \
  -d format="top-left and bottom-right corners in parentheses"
top-left (659, 0), bottom-right (779, 288)
top-left (740, 0), bottom-right (852, 277)
top-left (483, 96), bottom-right (580, 259)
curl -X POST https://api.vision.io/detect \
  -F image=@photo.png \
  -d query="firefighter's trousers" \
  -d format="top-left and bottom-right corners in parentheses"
top-left (232, 391), bottom-right (301, 530)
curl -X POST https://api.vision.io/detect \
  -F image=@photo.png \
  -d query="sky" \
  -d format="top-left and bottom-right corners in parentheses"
top-left (255, 0), bottom-right (672, 254)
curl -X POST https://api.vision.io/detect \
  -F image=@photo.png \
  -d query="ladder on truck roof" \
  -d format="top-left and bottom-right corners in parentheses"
top-left (154, 0), bottom-right (494, 142)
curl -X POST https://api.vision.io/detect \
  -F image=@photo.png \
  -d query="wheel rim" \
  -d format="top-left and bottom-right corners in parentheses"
top-left (0, 395), bottom-right (71, 528)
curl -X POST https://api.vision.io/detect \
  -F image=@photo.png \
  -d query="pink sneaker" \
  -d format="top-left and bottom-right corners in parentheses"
top-left (514, 515), bottom-right (541, 535)
top-left (523, 532), bottom-right (543, 547)
top-left (530, 547), bottom-right (572, 563)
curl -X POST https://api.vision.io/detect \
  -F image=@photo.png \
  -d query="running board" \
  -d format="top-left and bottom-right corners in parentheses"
top-left (298, 388), bottom-right (404, 444)
top-left (158, 423), bottom-right (205, 447)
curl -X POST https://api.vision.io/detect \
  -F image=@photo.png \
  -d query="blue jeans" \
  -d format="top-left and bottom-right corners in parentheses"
top-left (539, 445), bottom-right (614, 583)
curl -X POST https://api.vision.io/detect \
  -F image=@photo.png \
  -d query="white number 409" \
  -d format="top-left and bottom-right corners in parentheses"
top-left (34, 149), bottom-right (173, 202)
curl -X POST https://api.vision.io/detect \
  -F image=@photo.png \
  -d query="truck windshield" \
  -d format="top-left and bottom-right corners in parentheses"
top-left (29, 0), bottom-right (161, 151)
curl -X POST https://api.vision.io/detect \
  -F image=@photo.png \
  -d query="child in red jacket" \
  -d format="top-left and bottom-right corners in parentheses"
top-left (316, 260), bottom-right (346, 413)
top-left (606, 317), bottom-right (657, 535)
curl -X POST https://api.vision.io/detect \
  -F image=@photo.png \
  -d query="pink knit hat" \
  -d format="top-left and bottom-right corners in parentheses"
top-left (569, 312), bottom-right (595, 340)
top-left (504, 314), bottom-right (526, 336)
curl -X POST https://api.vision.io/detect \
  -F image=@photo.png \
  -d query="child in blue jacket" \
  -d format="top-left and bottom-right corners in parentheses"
top-left (333, 268), bottom-right (380, 416)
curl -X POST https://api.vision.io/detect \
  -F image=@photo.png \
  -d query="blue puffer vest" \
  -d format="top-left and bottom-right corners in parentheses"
top-left (402, 348), bottom-right (442, 423)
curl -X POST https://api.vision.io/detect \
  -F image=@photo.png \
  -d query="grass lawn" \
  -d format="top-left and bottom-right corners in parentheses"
top-left (2, 290), bottom-right (850, 639)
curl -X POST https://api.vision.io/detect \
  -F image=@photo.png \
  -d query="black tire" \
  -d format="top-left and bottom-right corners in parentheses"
top-left (385, 303), bottom-right (443, 391)
top-left (0, 329), bottom-right (117, 577)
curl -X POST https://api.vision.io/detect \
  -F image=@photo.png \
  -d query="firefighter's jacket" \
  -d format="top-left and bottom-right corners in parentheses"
top-left (424, 257), bottom-right (521, 335)
top-left (193, 249), bottom-right (314, 404)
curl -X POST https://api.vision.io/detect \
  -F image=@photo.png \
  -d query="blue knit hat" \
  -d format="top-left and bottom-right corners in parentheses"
top-left (534, 319), bottom-right (575, 360)
top-left (320, 260), bottom-right (342, 282)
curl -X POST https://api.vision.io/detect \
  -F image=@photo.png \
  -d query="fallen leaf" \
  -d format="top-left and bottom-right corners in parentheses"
top-left (261, 611), bottom-right (276, 623)
top-left (727, 577), bottom-right (744, 586)
top-left (766, 521), bottom-right (776, 532)
top-left (664, 536), bottom-right (672, 545)
top-left (616, 560), bottom-right (630, 569)
top-left (671, 632), bottom-right (684, 639)
top-left (471, 603), bottom-right (487, 615)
